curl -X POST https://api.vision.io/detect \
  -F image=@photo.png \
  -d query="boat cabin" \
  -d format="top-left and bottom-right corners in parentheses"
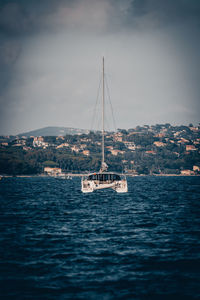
top-left (87, 173), bottom-right (121, 182)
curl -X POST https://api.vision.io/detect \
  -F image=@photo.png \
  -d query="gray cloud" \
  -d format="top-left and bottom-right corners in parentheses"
top-left (0, 0), bottom-right (199, 134)
top-left (129, 0), bottom-right (200, 25)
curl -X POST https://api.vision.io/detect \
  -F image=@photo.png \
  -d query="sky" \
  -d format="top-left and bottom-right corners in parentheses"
top-left (0, 0), bottom-right (200, 135)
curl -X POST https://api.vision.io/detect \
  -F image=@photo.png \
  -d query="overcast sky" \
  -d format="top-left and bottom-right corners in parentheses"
top-left (0, 0), bottom-right (200, 135)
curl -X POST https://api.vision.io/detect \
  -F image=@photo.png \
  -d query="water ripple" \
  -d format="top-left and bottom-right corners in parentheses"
top-left (0, 176), bottom-right (200, 299)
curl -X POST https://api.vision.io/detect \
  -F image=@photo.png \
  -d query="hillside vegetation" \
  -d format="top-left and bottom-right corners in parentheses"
top-left (0, 124), bottom-right (200, 175)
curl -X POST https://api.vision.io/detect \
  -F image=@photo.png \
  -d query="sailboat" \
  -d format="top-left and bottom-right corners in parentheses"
top-left (81, 57), bottom-right (128, 193)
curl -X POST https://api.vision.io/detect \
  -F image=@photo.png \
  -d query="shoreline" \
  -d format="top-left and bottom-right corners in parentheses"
top-left (1, 174), bottom-right (199, 178)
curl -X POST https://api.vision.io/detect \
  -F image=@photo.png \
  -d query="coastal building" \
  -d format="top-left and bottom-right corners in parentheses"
top-left (33, 137), bottom-right (48, 148)
top-left (12, 144), bottom-right (23, 147)
top-left (146, 150), bottom-right (156, 155)
top-left (180, 138), bottom-right (190, 144)
top-left (181, 170), bottom-right (195, 176)
top-left (124, 141), bottom-right (136, 150)
top-left (153, 141), bottom-right (165, 147)
top-left (114, 136), bottom-right (123, 142)
top-left (174, 132), bottom-right (181, 137)
top-left (193, 165), bottom-right (200, 172)
top-left (80, 138), bottom-right (91, 142)
top-left (56, 136), bottom-right (65, 140)
top-left (194, 140), bottom-right (200, 145)
top-left (114, 132), bottom-right (123, 142)
top-left (23, 146), bottom-right (32, 151)
top-left (155, 133), bottom-right (165, 138)
top-left (12, 139), bottom-right (26, 146)
top-left (80, 144), bottom-right (87, 149)
top-left (110, 149), bottom-right (125, 156)
top-left (122, 160), bottom-right (128, 163)
top-left (106, 146), bottom-right (113, 150)
top-left (34, 136), bottom-right (44, 142)
top-left (56, 143), bottom-right (69, 149)
top-left (44, 167), bottom-right (62, 176)
top-left (189, 127), bottom-right (199, 132)
top-left (186, 145), bottom-right (197, 151)
top-left (71, 145), bottom-right (80, 153)
top-left (82, 150), bottom-right (90, 156)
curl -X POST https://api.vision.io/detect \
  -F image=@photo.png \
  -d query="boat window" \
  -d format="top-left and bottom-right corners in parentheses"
top-left (88, 174), bottom-right (97, 180)
top-left (113, 174), bottom-right (121, 180)
top-left (88, 173), bottom-right (121, 181)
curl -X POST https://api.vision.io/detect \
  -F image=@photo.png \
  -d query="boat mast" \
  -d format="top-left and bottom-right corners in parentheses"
top-left (102, 56), bottom-right (105, 167)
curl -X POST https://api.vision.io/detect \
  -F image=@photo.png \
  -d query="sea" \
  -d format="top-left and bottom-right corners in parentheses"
top-left (0, 176), bottom-right (200, 300)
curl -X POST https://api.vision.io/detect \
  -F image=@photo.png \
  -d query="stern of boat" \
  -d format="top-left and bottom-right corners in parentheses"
top-left (113, 179), bottom-right (128, 193)
top-left (81, 177), bottom-right (94, 193)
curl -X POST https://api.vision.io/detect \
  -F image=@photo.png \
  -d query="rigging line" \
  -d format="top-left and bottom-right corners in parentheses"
top-left (104, 115), bottom-right (111, 132)
top-left (97, 116), bottom-right (101, 133)
top-left (90, 77), bottom-right (102, 132)
top-left (105, 75), bottom-right (117, 132)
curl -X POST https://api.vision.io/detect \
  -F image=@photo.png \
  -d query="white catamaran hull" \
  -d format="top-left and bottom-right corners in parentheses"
top-left (81, 179), bottom-right (128, 193)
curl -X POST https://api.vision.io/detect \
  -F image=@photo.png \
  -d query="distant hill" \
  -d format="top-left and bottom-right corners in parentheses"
top-left (18, 126), bottom-right (89, 137)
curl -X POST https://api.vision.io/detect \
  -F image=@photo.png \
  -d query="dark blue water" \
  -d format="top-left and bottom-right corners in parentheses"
top-left (0, 176), bottom-right (200, 300)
